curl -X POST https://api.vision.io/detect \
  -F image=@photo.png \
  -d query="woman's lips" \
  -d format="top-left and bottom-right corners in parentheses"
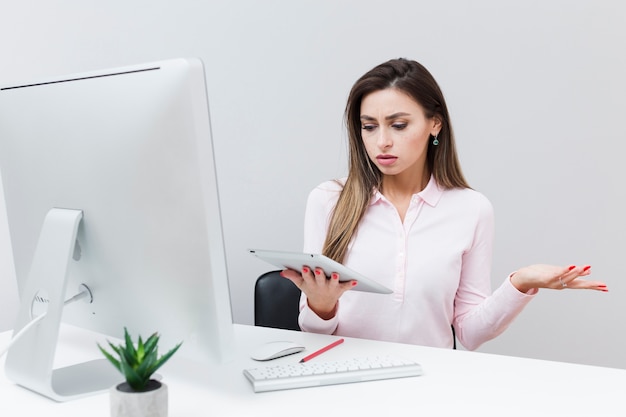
top-left (376, 155), bottom-right (398, 166)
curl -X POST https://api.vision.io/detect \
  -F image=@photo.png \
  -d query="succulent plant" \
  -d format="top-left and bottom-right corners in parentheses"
top-left (98, 327), bottom-right (182, 392)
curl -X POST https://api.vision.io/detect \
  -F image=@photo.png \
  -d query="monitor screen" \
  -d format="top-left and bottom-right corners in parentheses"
top-left (0, 58), bottom-right (234, 400)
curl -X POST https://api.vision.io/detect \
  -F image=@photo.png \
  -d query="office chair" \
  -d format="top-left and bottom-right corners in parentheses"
top-left (253, 269), bottom-right (457, 348)
top-left (254, 270), bottom-right (302, 331)
top-left (452, 325), bottom-right (457, 350)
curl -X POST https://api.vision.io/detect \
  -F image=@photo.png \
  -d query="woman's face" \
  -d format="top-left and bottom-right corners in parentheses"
top-left (360, 88), bottom-right (440, 180)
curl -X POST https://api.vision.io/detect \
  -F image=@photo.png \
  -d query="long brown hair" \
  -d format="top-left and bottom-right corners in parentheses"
top-left (323, 58), bottom-right (469, 263)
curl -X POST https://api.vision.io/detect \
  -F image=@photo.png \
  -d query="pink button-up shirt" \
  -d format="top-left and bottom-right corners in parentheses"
top-left (298, 176), bottom-right (536, 350)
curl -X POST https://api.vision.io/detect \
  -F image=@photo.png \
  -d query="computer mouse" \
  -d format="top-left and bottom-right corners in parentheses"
top-left (250, 341), bottom-right (305, 361)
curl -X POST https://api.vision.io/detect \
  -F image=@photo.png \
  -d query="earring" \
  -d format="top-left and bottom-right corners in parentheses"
top-left (432, 134), bottom-right (439, 146)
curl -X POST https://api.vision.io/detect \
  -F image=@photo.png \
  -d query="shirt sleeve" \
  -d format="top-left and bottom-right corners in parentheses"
top-left (453, 195), bottom-right (537, 350)
top-left (298, 181), bottom-right (343, 334)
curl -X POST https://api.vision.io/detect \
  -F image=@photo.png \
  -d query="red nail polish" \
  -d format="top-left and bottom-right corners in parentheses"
top-left (315, 269), bottom-right (322, 275)
top-left (331, 273), bottom-right (339, 280)
top-left (302, 267), bottom-right (309, 274)
top-left (568, 265), bottom-right (576, 271)
top-left (351, 281), bottom-right (357, 286)
top-left (583, 265), bottom-right (591, 271)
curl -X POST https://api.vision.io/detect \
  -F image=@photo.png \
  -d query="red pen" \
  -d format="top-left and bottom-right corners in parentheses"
top-left (299, 338), bottom-right (345, 363)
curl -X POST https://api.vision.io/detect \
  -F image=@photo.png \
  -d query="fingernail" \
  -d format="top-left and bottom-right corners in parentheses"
top-left (351, 281), bottom-right (358, 286)
top-left (302, 267), bottom-right (309, 274)
top-left (315, 269), bottom-right (322, 275)
top-left (331, 273), bottom-right (339, 280)
top-left (568, 265), bottom-right (576, 271)
top-left (583, 265), bottom-right (591, 271)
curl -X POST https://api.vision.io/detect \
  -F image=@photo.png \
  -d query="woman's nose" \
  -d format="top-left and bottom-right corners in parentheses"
top-left (377, 128), bottom-right (392, 148)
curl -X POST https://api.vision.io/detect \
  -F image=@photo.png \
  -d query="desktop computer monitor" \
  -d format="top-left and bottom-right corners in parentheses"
top-left (0, 58), bottom-right (234, 401)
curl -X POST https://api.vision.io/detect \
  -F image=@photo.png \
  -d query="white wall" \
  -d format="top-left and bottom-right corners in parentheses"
top-left (1, 0), bottom-right (624, 369)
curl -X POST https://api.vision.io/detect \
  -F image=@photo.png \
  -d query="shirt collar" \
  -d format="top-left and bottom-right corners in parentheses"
top-left (370, 175), bottom-right (443, 207)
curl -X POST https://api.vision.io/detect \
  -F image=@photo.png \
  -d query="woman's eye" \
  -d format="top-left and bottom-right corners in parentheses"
top-left (361, 124), bottom-right (377, 132)
top-left (392, 123), bottom-right (407, 130)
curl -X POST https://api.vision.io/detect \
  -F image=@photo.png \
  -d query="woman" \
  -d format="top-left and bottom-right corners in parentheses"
top-left (281, 58), bottom-right (607, 350)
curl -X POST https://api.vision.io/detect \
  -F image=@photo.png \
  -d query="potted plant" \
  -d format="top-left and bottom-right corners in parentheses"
top-left (98, 327), bottom-right (182, 417)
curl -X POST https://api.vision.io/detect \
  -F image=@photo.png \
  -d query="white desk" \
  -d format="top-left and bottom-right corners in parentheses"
top-left (1, 324), bottom-right (624, 416)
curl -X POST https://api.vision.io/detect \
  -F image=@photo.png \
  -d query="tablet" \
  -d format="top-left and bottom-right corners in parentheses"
top-left (248, 249), bottom-right (393, 294)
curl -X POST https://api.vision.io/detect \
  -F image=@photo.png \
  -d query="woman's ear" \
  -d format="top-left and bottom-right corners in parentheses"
top-left (431, 116), bottom-right (443, 136)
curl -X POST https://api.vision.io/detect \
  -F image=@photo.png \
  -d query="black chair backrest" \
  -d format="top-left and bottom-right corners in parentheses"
top-left (254, 270), bottom-right (301, 331)
top-left (253, 270), bottom-right (456, 348)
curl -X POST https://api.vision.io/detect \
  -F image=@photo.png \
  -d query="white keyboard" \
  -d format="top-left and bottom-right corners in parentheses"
top-left (243, 355), bottom-right (423, 393)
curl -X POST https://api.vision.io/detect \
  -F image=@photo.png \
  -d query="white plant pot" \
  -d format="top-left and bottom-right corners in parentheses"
top-left (110, 380), bottom-right (168, 417)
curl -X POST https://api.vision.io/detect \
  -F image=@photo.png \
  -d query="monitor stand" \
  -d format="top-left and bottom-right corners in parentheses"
top-left (4, 208), bottom-right (120, 402)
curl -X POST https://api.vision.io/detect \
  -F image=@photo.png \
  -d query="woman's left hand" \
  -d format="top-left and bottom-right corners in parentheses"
top-left (510, 264), bottom-right (608, 293)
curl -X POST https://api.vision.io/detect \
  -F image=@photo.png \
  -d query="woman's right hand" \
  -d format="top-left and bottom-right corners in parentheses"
top-left (280, 267), bottom-right (356, 320)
